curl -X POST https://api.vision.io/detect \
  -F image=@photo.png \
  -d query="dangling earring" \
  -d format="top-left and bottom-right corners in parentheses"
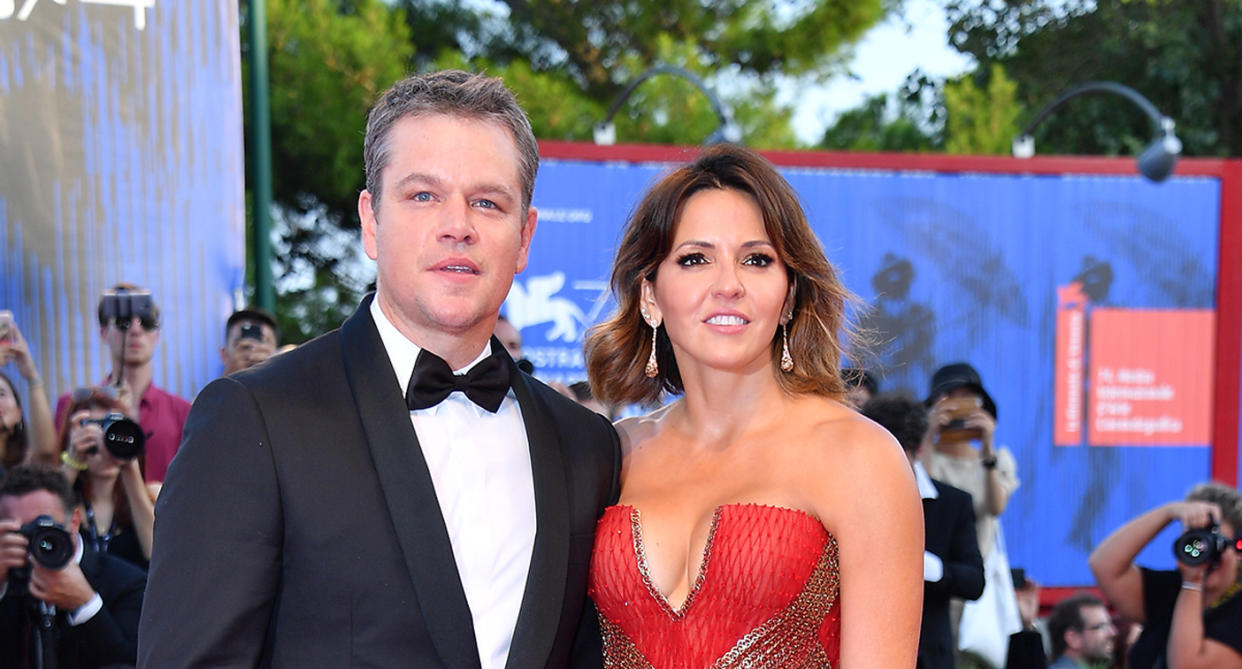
top-left (780, 322), bottom-right (794, 373)
top-left (645, 323), bottom-right (659, 378)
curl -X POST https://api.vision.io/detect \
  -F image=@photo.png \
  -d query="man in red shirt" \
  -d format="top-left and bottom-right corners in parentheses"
top-left (54, 284), bottom-right (191, 489)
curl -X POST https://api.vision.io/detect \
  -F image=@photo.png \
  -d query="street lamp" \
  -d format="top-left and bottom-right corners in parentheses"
top-left (1012, 81), bottom-right (1182, 182)
top-left (593, 65), bottom-right (742, 146)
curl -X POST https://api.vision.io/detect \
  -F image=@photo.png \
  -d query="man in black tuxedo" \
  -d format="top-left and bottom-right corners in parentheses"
top-left (0, 464), bottom-right (145, 668)
top-left (863, 393), bottom-right (984, 669)
top-left (138, 70), bottom-right (621, 668)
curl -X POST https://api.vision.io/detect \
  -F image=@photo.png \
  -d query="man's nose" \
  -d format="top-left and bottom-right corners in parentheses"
top-left (437, 196), bottom-right (477, 243)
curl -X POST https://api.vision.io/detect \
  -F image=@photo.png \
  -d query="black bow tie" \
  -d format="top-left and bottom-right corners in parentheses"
top-left (406, 347), bottom-right (511, 413)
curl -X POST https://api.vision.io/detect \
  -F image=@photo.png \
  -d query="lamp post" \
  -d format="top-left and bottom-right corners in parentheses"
top-left (593, 65), bottom-right (741, 146)
top-left (1012, 81), bottom-right (1182, 182)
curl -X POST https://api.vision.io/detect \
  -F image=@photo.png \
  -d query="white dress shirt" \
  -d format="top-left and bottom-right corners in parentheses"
top-left (371, 300), bottom-right (536, 669)
top-left (914, 461), bottom-right (945, 583)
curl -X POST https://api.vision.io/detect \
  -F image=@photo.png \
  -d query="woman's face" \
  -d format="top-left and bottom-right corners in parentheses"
top-left (0, 378), bottom-right (19, 435)
top-left (642, 188), bottom-right (792, 376)
top-left (83, 404), bottom-right (123, 477)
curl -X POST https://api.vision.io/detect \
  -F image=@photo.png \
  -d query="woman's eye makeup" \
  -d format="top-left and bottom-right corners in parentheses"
top-left (675, 252), bottom-right (708, 266)
top-left (744, 253), bottom-right (774, 267)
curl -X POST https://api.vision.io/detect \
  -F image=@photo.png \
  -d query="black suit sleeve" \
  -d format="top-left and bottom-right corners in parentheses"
top-left (62, 555), bottom-right (146, 667)
top-left (927, 487), bottom-right (985, 602)
top-left (1005, 629), bottom-right (1048, 669)
top-left (139, 377), bottom-right (284, 668)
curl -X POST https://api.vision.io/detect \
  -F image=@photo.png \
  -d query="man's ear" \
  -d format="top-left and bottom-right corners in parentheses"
top-left (640, 279), bottom-right (662, 326)
top-left (360, 189), bottom-right (379, 261)
top-left (515, 206), bottom-right (538, 274)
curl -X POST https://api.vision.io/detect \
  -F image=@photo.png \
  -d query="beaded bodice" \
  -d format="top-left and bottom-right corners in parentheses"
top-left (588, 503), bottom-right (841, 668)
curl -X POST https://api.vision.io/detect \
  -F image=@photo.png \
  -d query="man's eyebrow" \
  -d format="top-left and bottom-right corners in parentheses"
top-left (392, 172), bottom-right (443, 190)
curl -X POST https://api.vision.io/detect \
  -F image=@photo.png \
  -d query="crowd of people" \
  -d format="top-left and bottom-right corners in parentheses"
top-left (0, 68), bottom-right (1238, 669)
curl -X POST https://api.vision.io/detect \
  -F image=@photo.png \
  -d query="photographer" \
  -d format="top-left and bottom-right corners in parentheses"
top-left (0, 464), bottom-right (145, 668)
top-left (220, 308), bottom-right (279, 376)
top-left (59, 387), bottom-right (154, 569)
top-left (0, 314), bottom-right (57, 471)
top-left (53, 285), bottom-right (191, 490)
top-left (1089, 483), bottom-right (1242, 669)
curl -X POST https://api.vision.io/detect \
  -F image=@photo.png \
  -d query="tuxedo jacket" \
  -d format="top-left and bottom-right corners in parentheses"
top-left (918, 479), bottom-right (985, 669)
top-left (138, 297), bottom-right (622, 668)
top-left (0, 542), bottom-right (146, 668)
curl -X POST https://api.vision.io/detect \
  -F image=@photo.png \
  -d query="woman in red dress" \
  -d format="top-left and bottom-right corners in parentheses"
top-left (584, 144), bottom-right (923, 668)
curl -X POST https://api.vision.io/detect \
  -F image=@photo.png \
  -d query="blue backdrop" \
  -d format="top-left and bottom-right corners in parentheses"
top-left (515, 156), bottom-right (1221, 586)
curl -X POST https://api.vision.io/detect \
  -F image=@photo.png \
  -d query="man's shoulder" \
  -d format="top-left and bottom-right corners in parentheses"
top-left (82, 545), bottom-right (147, 598)
top-left (230, 328), bottom-right (344, 391)
top-left (931, 478), bottom-right (972, 505)
top-left (1047, 656), bottom-right (1082, 669)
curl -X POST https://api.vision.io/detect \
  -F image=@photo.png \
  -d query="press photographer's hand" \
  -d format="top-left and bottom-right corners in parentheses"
top-left (0, 519), bottom-right (27, 572)
top-left (28, 559), bottom-right (94, 610)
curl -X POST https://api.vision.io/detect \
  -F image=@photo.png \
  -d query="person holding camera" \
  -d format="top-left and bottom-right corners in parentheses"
top-left (220, 307), bottom-right (279, 376)
top-left (0, 313), bottom-right (57, 473)
top-left (1089, 482), bottom-right (1242, 669)
top-left (0, 464), bottom-right (146, 668)
top-left (53, 285), bottom-right (192, 491)
top-left (924, 363), bottom-right (1019, 560)
top-left (58, 386), bottom-right (154, 570)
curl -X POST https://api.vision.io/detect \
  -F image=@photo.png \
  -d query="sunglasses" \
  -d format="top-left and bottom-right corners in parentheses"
top-left (112, 315), bottom-right (159, 331)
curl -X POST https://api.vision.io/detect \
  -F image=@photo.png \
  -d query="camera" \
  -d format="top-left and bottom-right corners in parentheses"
top-left (1173, 522), bottom-right (1242, 566)
top-left (81, 412), bottom-right (145, 460)
top-left (939, 396), bottom-right (984, 440)
top-left (100, 290), bottom-right (157, 331)
top-left (239, 322), bottom-right (265, 341)
top-left (7, 515), bottom-right (75, 595)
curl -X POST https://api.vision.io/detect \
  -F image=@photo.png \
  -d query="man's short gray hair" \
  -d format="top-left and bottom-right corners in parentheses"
top-left (362, 70), bottom-right (539, 212)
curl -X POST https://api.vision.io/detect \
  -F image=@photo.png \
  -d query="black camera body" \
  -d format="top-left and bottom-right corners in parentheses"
top-left (99, 289), bottom-right (156, 330)
top-left (1174, 522), bottom-right (1231, 566)
top-left (7, 515), bottom-right (75, 595)
top-left (82, 412), bottom-right (145, 460)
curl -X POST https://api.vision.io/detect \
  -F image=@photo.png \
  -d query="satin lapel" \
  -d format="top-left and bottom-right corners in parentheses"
top-left (504, 364), bottom-right (571, 669)
top-left (339, 298), bottom-right (482, 669)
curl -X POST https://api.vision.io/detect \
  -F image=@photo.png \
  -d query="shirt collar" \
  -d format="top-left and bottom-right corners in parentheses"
top-left (913, 461), bottom-right (939, 500)
top-left (370, 298), bottom-right (493, 396)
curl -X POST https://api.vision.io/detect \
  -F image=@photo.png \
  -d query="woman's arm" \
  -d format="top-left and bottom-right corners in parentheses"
top-left (1088, 500), bottom-right (1219, 622)
top-left (118, 458), bottom-right (155, 560)
top-left (8, 325), bottom-right (57, 467)
top-left (814, 418), bottom-right (923, 668)
top-left (60, 410), bottom-right (99, 487)
top-left (1167, 561), bottom-right (1242, 669)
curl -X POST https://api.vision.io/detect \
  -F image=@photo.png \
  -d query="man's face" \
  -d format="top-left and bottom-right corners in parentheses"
top-left (221, 321), bottom-right (278, 375)
top-left (0, 490), bottom-right (79, 543)
top-left (1074, 604), bottom-right (1116, 664)
top-left (102, 316), bottom-right (159, 367)
top-left (360, 113), bottom-right (536, 347)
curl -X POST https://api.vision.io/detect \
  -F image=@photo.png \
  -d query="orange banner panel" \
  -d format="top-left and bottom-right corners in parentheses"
top-left (1086, 309), bottom-right (1214, 446)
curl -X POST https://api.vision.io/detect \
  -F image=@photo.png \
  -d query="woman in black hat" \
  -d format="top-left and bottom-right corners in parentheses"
top-left (924, 362), bottom-right (1019, 559)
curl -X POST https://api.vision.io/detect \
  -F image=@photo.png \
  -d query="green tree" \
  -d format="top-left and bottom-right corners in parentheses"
top-left (246, 0), bottom-right (901, 341)
top-left (943, 0), bottom-right (1242, 157)
top-left (943, 63), bottom-right (1023, 154)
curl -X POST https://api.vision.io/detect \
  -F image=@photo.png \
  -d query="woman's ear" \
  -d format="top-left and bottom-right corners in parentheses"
top-left (639, 279), bottom-right (663, 327)
top-left (780, 279), bottom-right (797, 325)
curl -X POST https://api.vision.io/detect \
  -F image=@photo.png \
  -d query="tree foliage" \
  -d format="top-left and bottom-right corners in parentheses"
top-left (943, 0), bottom-right (1242, 157)
top-left (943, 63), bottom-right (1023, 154)
top-left (245, 0), bottom-right (898, 341)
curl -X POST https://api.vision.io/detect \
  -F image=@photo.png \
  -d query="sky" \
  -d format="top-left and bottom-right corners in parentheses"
top-left (788, 0), bottom-right (976, 145)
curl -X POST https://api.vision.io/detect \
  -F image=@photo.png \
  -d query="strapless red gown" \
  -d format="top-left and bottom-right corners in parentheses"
top-left (588, 503), bottom-right (841, 668)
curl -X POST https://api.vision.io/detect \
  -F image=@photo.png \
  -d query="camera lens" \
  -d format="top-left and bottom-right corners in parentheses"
top-left (20, 516), bottom-right (74, 570)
